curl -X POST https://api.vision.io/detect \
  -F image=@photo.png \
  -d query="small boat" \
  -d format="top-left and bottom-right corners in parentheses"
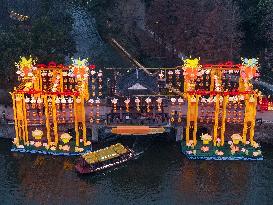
top-left (75, 143), bottom-right (135, 174)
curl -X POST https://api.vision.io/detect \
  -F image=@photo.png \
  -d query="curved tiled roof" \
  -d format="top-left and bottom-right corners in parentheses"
top-left (116, 69), bottom-right (159, 95)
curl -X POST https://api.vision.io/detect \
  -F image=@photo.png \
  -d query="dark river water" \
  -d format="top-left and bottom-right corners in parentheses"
top-left (1, 136), bottom-right (273, 205)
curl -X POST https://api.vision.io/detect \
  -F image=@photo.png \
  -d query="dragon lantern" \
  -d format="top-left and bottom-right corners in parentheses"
top-left (240, 58), bottom-right (259, 82)
top-left (182, 58), bottom-right (202, 82)
top-left (15, 56), bottom-right (37, 77)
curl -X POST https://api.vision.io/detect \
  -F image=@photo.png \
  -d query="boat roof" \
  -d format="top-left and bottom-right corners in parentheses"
top-left (82, 143), bottom-right (128, 164)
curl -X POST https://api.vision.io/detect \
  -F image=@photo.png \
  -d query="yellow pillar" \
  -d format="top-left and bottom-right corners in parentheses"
top-left (186, 94), bottom-right (190, 144)
top-left (213, 94), bottom-right (220, 146)
top-left (39, 70), bottom-right (43, 91)
top-left (221, 95), bottom-right (228, 146)
top-left (242, 94), bottom-right (250, 144)
top-left (193, 95), bottom-right (199, 146)
top-left (73, 96), bottom-right (80, 146)
top-left (59, 70), bottom-right (64, 92)
top-left (85, 79), bottom-right (89, 100)
top-left (210, 70), bottom-right (215, 92)
top-left (52, 96), bottom-right (58, 145)
top-left (11, 93), bottom-right (19, 144)
top-left (81, 96), bottom-right (87, 145)
top-left (238, 76), bottom-right (245, 92)
top-left (22, 94), bottom-right (29, 143)
top-left (249, 95), bottom-right (257, 143)
top-left (44, 95), bottom-right (51, 145)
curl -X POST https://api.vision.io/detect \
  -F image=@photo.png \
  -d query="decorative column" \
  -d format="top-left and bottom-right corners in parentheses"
top-left (81, 96), bottom-right (87, 146)
top-left (213, 94), bottom-right (220, 146)
top-left (242, 94), bottom-right (257, 144)
top-left (73, 96), bottom-right (80, 146)
top-left (11, 93), bottom-right (19, 144)
top-left (221, 95), bottom-right (228, 146)
top-left (52, 96), bottom-right (59, 145)
top-left (43, 95), bottom-right (51, 145)
top-left (193, 95), bottom-right (199, 146)
top-left (22, 94), bottom-right (29, 143)
top-left (186, 95), bottom-right (199, 145)
top-left (250, 95), bottom-right (258, 143)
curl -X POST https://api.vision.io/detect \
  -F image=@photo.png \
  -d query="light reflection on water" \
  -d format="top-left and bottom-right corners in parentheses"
top-left (0, 138), bottom-right (273, 205)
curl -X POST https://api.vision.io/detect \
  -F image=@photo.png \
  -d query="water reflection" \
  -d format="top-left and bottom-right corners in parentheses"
top-left (1, 139), bottom-right (273, 205)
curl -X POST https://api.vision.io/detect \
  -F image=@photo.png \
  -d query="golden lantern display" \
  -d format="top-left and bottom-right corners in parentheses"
top-left (11, 57), bottom-right (94, 153)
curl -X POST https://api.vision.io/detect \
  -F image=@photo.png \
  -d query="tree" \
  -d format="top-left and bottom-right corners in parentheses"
top-left (258, 0), bottom-right (273, 75)
top-left (146, 0), bottom-right (242, 63)
top-left (0, 0), bottom-right (76, 89)
top-left (195, 0), bottom-right (243, 63)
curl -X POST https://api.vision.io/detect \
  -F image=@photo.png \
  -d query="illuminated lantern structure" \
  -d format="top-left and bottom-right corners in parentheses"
top-left (181, 57), bottom-right (262, 160)
top-left (11, 57), bottom-right (95, 155)
top-left (11, 55), bottom-right (263, 160)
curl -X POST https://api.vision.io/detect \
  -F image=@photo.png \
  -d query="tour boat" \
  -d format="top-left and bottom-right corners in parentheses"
top-left (75, 143), bottom-right (135, 174)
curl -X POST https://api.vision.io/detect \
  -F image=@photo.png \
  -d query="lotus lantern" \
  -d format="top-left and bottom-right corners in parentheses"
top-left (231, 134), bottom-right (242, 145)
top-left (60, 133), bottom-right (72, 144)
top-left (32, 129), bottom-right (43, 140)
top-left (201, 133), bottom-right (212, 144)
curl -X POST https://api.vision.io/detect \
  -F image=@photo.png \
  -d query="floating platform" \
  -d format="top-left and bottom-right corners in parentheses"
top-left (11, 142), bottom-right (92, 156)
top-left (181, 141), bottom-right (263, 161)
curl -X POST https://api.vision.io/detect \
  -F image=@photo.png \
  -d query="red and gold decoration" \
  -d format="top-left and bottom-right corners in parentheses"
top-left (15, 56), bottom-right (37, 80)
top-left (11, 57), bottom-right (94, 154)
